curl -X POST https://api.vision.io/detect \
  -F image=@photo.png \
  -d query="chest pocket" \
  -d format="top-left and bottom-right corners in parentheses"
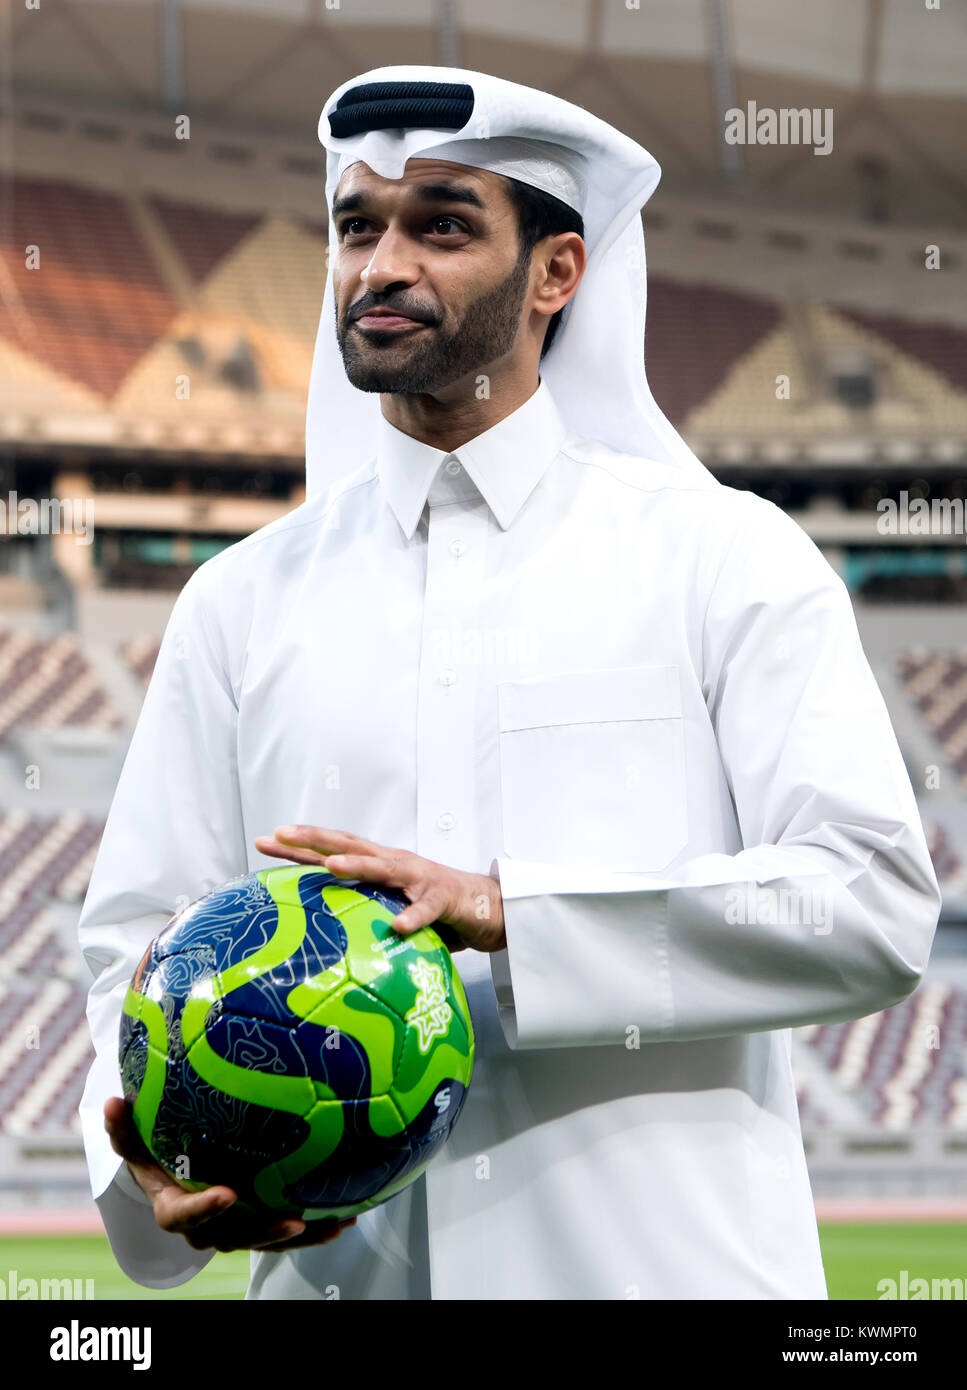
top-left (496, 664), bottom-right (688, 873)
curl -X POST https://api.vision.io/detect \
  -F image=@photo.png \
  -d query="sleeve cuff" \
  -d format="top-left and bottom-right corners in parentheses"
top-left (96, 1173), bottom-right (215, 1289)
top-left (114, 1159), bottom-right (155, 1207)
top-left (487, 855), bottom-right (672, 1050)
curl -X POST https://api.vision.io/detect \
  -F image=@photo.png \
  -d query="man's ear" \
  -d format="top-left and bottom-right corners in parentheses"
top-left (537, 232), bottom-right (586, 317)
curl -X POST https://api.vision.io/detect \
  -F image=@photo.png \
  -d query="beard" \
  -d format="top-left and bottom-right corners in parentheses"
top-left (336, 248), bottom-right (531, 394)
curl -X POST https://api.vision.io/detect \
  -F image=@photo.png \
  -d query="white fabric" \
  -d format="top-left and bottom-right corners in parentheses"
top-left (337, 136), bottom-right (590, 216)
top-left (78, 379), bottom-right (940, 1298)
top-left (306, 63), bottom-right (712, 500)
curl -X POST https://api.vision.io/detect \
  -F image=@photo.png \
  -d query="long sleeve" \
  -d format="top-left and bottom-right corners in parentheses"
top-left (489, 497), bottom-right (942, 1050)
top-left (78, 563), bottom-right (248, 1287)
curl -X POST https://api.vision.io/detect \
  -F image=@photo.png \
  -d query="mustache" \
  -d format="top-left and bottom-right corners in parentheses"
top-left (348, 294), bottom-right (441, 326)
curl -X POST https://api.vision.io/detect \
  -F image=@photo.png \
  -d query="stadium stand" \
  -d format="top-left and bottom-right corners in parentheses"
top-left (798, 982), bottom-right (966, 1130)
top-left (925, 821), bottom-right (965, 888)
top-left (0, 178), bottom-right (181, 400)
top-left (0, 630), bottom-right (125, 740)
top-left (840, 310), bottom-right (967, 399)
top-left (0, 811), bottom-right (102, 1140)
top-left (897, 651), bottom-right (967, 789)
top-left (683, 302), bottom-right (967, 445)
top-left (644, 279), bottom-right (782, 427)
top-left (145, 196), bottom-right (262, 287)
top-left (2, 169), bottom-right (966, 470)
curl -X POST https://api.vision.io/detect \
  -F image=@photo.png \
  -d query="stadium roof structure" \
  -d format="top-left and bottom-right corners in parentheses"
top-left (0, 179), bottom-right (317, 463)
top-left (4, 0), bottom-right (966, 223)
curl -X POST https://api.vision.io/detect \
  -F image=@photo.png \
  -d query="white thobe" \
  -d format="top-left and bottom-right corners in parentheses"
top-left (78, 378), bottom-right (941, 1300)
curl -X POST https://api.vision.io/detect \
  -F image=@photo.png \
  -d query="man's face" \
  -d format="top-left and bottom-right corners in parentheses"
top-left (331, 158), bottom-right (532, 394)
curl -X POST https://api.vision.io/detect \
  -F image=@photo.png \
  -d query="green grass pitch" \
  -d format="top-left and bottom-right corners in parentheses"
top-left (0, 1234), bottom-right (250, 1300)
top-left (817, 1223), bottom-right (967, 1300)
top-left (1, 1225), bottom-right (964, 1299)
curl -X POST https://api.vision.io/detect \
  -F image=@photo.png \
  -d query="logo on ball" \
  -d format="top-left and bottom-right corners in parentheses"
top-left (405, 958), bottom-right (452, 1053)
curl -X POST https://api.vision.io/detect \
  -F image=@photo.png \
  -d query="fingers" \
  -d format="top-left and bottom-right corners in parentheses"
top-left (154, 1183), bottom-right (241, 1236)
top-left (184, 1215), bottom-right (306, 1253)
top-left (392, 880), bottom-right (453, 936)
top-left (247, 1221), bottom-right (309, 1251)
top-left (324, 854), bottom-right (392, 881)
top-left (325, 863), bottom-right (453, 943)
top-left (253, 837), bottom-right (328, 866)
top-left (255, 1216), bottom-right (357, 1252)
top-left (104, 1095), bottom-right (152, 1165)
top-left (104, 1098), bottom-right (181, 1202)
top-left (272, 826), bottom-right (374, 855)
top-left (254, 829), bottom-right (464, 947)
top-left (105, 1095), bottom-right (145, 1162)
top-left (182, 1211), bottom-right (358, 1254)
top-left (157, 1186), bottom-right (303, 1251)
top-left (103, 1100), bottom-right (357, 1254)
top-left (104, 1097), bottom-right (241, 1228)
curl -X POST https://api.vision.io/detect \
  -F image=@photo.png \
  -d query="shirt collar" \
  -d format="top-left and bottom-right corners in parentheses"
top-left (375, 377), bottom-right (568, 540)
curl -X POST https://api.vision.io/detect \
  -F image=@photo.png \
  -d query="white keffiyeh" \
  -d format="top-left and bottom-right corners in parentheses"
top-left (306, 64), bottom-right (713, 498)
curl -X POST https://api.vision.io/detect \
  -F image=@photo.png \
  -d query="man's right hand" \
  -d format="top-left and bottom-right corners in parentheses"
top-left (104, 1097), bottom-right (356, 1253)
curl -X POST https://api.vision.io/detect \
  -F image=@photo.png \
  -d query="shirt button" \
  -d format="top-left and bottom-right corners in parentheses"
top-left (445, 458), bottom-right (462, 476)
top-left (449, 539), bottom-right (467, 557)
top-left (438, 669), bottom-right (457, 686)
top-left (437, 812), bottom-right (456, 831)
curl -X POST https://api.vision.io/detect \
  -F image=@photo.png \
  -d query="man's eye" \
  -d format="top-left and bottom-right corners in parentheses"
top-left (341, 218), bottom-right (369, 237)
top-left (430, 216), bottom-right (464, 235)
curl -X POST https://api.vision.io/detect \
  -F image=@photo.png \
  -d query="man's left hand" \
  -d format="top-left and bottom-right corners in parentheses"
top-left (253, 825), bottom-right (506, 953)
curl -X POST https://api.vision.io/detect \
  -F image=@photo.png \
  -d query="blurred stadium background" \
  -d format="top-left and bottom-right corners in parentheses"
top-left (0, 0), bottom-right (965, 1299)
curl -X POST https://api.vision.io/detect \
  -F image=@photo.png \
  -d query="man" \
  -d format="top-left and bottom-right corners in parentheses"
top-left (80, 66), bottom-right (941, 1299)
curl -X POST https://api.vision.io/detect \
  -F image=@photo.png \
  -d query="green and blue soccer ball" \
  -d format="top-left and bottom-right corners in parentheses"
top-left (119, 865), bottom-right (475, 1220)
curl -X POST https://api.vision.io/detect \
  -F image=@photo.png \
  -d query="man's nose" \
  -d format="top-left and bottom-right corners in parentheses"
top-left (360, 227), bottom-right (420, 292)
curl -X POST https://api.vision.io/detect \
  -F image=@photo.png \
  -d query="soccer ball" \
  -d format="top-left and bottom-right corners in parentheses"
top-left (119, 864), bottom-right (475, 1220)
